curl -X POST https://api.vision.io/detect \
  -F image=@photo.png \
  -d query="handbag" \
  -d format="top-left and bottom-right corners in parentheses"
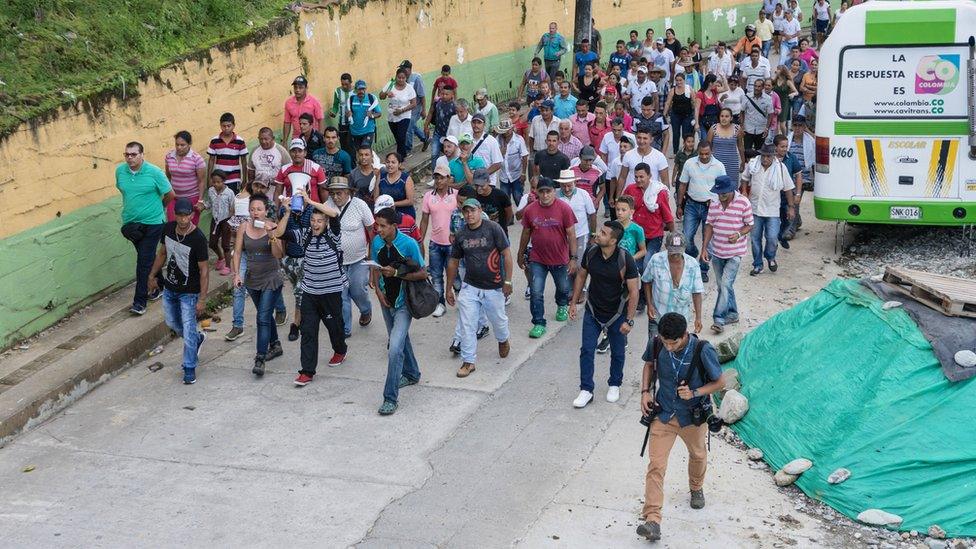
top-left (120, 222), bottom-right (148, 243)
top-left (405, 276), bottom-right (439, 319)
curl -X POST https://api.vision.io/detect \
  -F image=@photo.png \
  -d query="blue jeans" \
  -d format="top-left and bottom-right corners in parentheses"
top-left (233, 255), bottom-right (285, 328)
top-left (711, 255), bottom-right (740, 326)
top-left (130, 223), bottom-right (164, 309)
top-left (382, 305), bottom-right (421, 404)
top-left (528, 261), bottom-right (570, 327)
top-left (247, 286), bottom-right (282, 356)
top-left (681, 200), bottom-right (710, 274)
top-left (500, 178), bottom-right (524, 210)
top-left (405, 108), bottom-right (427, 150)
top-left (761, 39), bottom-right (771, 58)
top-left (430, 132), bottom-right (444, 165)
top-left (162, 288), bottom-right (202, 370)
top-left (670, 112), bottom-right (694, 154)
top-left (457, 284), bottom-right (510, 363)
top-left (751, 216), bottom-right (781, 268)
top-left (342, 259), bottom-right (372, 337)
top-left (579, 310), bottom-right (627, 392)
top-left (427, 242), bottom-right (453, 304)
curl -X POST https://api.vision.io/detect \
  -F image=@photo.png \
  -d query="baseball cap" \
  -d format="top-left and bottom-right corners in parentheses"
top-left (289, 138), bottom-right (306, 150)
top-left (638, 66), bottom-right (649, 73)
top-left (458, 133), bottom-right (474, 145)
top-left (461, 198), bottom-right (482, 210)
top-left (474, 88), bottom-right (488, 100)
top-left (792, 115), bottom-right (808, 125)
top-left (655, 37), bottom-right (665, 44)
top-left (471, 112), bottom-right (486, 123)
top-left (173, 198), bottom-right (194, 215)
top-left (373, 194), bottom-right (395, 213)
top-left (440, 135), bottom-right (459, 147)
top-left (355, 79), bottom-right (367, 90)
top-left (540, 99), bottom-right (555, 109)
top-left (472, 169), bottom-right (491, 186)
top-left (579, 146), bottom-right (597, 160)
top-left (664, 232), bottom-right (686, 255)
top-left (536, 177), bottom-right (555, 190)
top-left (292, 75), bottom-right (308, 86)
top-left (433, 164), bottom-right (451, 177)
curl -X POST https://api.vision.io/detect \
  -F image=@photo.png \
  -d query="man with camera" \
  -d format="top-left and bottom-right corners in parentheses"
top-left (637, 312), bottom-right (725, 542)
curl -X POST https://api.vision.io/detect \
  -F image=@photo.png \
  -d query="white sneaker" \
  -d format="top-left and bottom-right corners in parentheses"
top-left (573, 390), bottom-right (594, 408)
top-left (432, 303), bottom-right (446, 317)
top-left (606, 386), bottom-right (620, 403)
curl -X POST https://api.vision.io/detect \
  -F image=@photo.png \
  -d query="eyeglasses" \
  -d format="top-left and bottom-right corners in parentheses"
top-left (123, 152), bottom-right (140, 158)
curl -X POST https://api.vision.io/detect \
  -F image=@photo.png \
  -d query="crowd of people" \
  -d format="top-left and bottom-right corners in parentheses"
top-left (114, 6), bottom-right (837, 542)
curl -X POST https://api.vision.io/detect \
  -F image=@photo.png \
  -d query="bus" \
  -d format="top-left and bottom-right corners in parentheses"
top-left (814, 0), bottom-right (976, 226)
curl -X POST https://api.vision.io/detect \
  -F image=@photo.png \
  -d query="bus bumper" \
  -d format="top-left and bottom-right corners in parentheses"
top-left (814, 197), bottom-right (976, 226)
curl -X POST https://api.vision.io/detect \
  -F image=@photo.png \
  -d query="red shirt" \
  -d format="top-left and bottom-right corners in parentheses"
top-left (571, 166), bottom-right (602, 201)
top-left (514, 118), bottom-right (530, 141)
top-left (433, 76), bottom-right (459, 95)
top-left (521, 199), bottom-right (577, 266)
top-left (275, 160), bottom-right (326, 202)
top-left (283, 94), bottom-right (324, 137)
top-left (624, 185), bottom-right (673, 239)
top-left (588, 119), bottom-right (612, 149)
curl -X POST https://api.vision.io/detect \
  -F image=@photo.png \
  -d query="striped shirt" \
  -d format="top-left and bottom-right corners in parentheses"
top-left (705, 193), bottom-right (754, 259)
top-left (207, 133), bottom-right (248, 187)
top-left (164, 149), bottom-right (205, 198)
top-left (288, 227), bottom-right (347, 295)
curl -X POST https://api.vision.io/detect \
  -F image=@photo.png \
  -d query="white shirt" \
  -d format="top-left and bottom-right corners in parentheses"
top-left (739, 57), bottom-right (772, 89)
top-left (650, 48), bottom-right (675, 81)
top-left (720, 86), bottom-right (746, 115)
top-left (708, 53), bottom-right (734, 78)
top-left (558, 188), bottom-right (597, 237)
top-left (447, 114), bottom-right (473, 140)
top-left (529, 115), bottom-right (562, 151)
top-left (386, 85), bottom-right (417, 123)
top-left (741, 157), bottom-right (794, 217)
top-left (498, 134), bottom-right (529, 183)
top-left (627, 79), bottom-right (658, 112)
top-left (325, 197), bottom-right (375, 264)
top-left (599, 131), bottom-right (636, 165)
top-left (621, 147), bottom-right (669, 188)
top-left (471, 132), bottom-right (503, 186)
top-left (814, 1), bottom-right (831, 21)
top-left (781, 18), bottom-right (802, 40)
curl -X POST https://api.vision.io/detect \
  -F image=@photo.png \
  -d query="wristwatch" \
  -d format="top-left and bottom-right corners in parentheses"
top-left (692, 388), bottom-right (699, 398)
top-left (625, 318), bottom-right (635, 327)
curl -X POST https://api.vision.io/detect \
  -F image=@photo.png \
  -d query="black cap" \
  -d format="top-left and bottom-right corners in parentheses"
top-left (399, 59), bottom-right (412, 69)
top-left (173, 198), bottom-right (194, 215)
top-left (292, 75), bottom-right (308, 86)
top-left (536, 177), bottom-right (555, 190)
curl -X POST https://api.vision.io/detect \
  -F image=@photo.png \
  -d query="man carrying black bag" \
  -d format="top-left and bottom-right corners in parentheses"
top-left (636, 312), bottom-right (726, 542)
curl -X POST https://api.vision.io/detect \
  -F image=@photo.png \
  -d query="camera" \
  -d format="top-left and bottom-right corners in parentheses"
top-left (707, 414), bottom-right (725, 433)
top-left (640, 403), bottom-right (662, 427)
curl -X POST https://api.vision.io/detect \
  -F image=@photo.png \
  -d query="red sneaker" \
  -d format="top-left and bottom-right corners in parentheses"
top-left (328, 353), bottom-right (346, 367)
top-left (294, 373), bottom-right (313, 386)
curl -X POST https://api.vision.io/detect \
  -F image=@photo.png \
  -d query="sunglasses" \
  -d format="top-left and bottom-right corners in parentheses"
top-left (123, 152), bottom-right (141, 158)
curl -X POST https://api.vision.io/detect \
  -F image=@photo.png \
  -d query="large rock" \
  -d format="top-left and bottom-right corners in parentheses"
top-left (746, 448), bottom-right (764, 461)
top-left (774, 470), bottom-right (799, 486)
top-left (954, 350), bottom-right (976, 368)
top-left (782, 458), bottom-right (813, 475)
top-left (715, 333), bottom-right (745, 363)
top-left (718, 389), bottom-right (749, 423)
top-left (857, 509), bottom-right (903, 527)
top-left (723, 368), bottom-right (741, 392)
top-left (827, 468), bottom-right (851, 484)
top-left (928, 525), bottom-right (946, 539)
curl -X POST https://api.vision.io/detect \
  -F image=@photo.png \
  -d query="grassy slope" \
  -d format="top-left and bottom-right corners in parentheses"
top-left (0, 0), bottom-right (293, 137)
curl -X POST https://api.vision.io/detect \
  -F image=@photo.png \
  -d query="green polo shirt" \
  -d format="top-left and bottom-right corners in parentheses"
top-left (115, 161), bottom-right (172, 225)
top-left (449, 156), bottom-right (486, 185)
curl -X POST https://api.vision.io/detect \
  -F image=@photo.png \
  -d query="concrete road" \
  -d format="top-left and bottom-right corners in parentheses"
top-left (0, 207), bottom-right (852, 548)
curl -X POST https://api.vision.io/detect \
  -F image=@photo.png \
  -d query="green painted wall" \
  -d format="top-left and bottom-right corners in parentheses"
top-left (0, 2), bottom-right (760, 349)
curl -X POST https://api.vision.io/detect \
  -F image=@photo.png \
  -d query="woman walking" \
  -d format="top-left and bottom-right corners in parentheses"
top-left (706, 108), bottom-right (745, 178)
top-left (375, 152), bottom-right (416, 218)
top-left (232, 194), bottom-right (286, 376)
top-left (386, 68), bottom-right (418, 159)
top-left (772, 67), bottom-right (799, 134)
top-left (164, 131), bottom-right (207, 224)
top-left (573, 62), bottom-right (602, 112)
top-left (663, 72), bottom-right (699, 155)
top-left (697, 75), bottom-right (722, 142)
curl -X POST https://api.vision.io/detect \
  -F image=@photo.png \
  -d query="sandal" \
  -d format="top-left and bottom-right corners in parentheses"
top-left (711, 324), bottom-right (724, 334)
top-left (359, 313), bottom-right (372, 327)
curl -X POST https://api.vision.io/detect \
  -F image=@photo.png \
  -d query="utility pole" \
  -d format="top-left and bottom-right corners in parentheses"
top-left (573, 0), bottom-right (593, 52)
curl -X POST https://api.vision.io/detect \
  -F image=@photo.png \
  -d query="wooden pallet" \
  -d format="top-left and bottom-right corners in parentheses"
top-left (882, 266), bottom-right (976, 318)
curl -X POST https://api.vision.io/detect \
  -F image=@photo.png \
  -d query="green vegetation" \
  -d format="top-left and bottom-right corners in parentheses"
top-left (0, 0), bottom-right (294, 137)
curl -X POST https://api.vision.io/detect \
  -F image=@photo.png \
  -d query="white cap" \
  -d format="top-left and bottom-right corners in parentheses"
top-left (289, 138), bottom-right (306, 150)
top-left (374, 194), bottom-right (395, 213)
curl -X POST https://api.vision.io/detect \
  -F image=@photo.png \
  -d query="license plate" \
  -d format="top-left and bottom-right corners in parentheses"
top-left (890, 206), bottom-right (921, 220)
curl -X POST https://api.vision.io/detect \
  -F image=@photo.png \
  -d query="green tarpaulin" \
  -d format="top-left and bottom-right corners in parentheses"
top-left (727, 279), bottom-right (976, 537)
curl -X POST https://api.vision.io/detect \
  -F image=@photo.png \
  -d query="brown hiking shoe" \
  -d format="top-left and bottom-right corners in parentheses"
top-left (457, 362), bottom-right (476, 378)
top-left (498, 340), bottom-right (510, 358)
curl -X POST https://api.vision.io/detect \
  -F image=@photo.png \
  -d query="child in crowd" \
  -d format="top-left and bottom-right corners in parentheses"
top-left (204, 170), bottom-right (236, 275)
top-left (614, 195), bottom-right (647, 264)
top-left (673, 134), bottom-right (697, 190)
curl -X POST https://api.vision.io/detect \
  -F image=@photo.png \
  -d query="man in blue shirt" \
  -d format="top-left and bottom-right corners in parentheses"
top-left (636, 312), bottom-right (725, 542)
top-left (573, 39), bottom-right (599, 78)
top-left (535, 22), bottom-right (568, 92)
top-left (609, 40), bottom-right (632, 75)
top-left (347, 79), bottom-right (381, 150)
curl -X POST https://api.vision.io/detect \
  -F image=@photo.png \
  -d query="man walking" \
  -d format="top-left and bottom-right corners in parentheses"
top-left (283, 75), bottom-right (324, 141)
top-left (147, 198), bottom-right (208, 384)
top-left (701, 175), bottom-right (753, 334)
top-left (347, 80), bottom-right (382, 150)
top-left (740, 144), bottom-right (795, 276)
top-left (742, 79), bottom-right (773, 151)
top-left (676, 142), bottom-right (725, 283)
top-left (419, 164), bottom-right (458, 317)
top-left (328, 73), bottom-right (354, 156)
top-left (117, 141), bottom-right (175, 315)
top-left (445, 199), bottom-right (514, 378)
top-left (425, 85), bottom-right (457, 164)
top-left (517, 177), bottom-right (578, 338)
top-left (535, 22), bottom-right (568, 91)
top-left (324, 177), bottom-right (376, 336)
top-left (636, 312), bottom-right (725, 542)
top-left (641, 232), bottom-right (704, 341)
top-left (568, 221), bottom-right (639, 408)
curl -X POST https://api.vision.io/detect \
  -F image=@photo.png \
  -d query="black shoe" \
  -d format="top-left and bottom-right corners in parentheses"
top-left (266, 341), bottom-right (283, 361)
top-left (288, 323), bottom-right (300, 342)
top-left (768, 260), bottom-right (778, 272)
top-left (636, 521), bottom-right (661, 541)
top-left (750, 266), bottom-right (763, 276)
top-left (476, 325), bottom-right (490, 340)
top-left (449, 340), bottom-right (461, 356)
top-left (779, 238), bottom-right (791, 250)
top-left (596, 333), bottom-right (610, 354)
top-left (147, 289), bottom-right (162, 302)
top-left (795, 212), bottom-right (803, 229)
top-left (701, 271), bottom-right (709, 283)
top-left (252, 356), bottom-right (266, 377)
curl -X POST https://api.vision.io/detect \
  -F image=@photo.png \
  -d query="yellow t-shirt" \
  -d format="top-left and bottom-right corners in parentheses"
top-left (754, 19), bottom-right (775, 41)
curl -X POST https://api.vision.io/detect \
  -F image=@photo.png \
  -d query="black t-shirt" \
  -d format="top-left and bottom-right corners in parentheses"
top-left (581, 245), bottom-right (639, 320)
top-left (476, 188), bottom-right (513, 233)
top-left (534, 150), bottom-right (570, 180)
top-left (451, 220), bottom-right (510, 290)
top-left (348, 167), bottom-right (375, 205)
top-left (161, 222), bottom-right (210, 294)
top-left (301, 130), bottom-right (326, 155)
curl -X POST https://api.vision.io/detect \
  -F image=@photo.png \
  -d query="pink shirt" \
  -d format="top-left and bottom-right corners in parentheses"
top-left (706, 193), bottom-right (754, 258)
top-left (284, 94), bottom-right (325, 137)
top-left (421, 188), bottom-right (458, 246)
top-left (569, 113), bottom-right (595, 145)
top-left (556, 135), bottom-right (584, 160)
top-left (164, 149), bottom-right (205, 198)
